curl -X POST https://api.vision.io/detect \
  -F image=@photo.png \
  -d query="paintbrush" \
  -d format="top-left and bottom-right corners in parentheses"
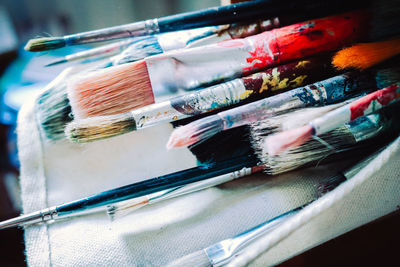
top-left (253, 104), bottom-right (400, 174)
top-left (106, 101), bottom-right (389, 220)
top-left (20, 102), bottom-right (397, 228)
top-left (67, 10), bottom-right (369, 119)
top-left (0, 154), bottom-right (261, 229)
top-left (37, 20), bottom-right (277, 140)
top-left (24, 0), bottom-right (361, 51)
top-left (66, 55), bottom-right (338, 142)
top-left (110, 19), bottom-right (279, 66)
top-left (332, 38), bottom-right (400, 70)
top-left (166, 67), bottom-right (391, 149)
top-left (107, 164), bottom-right (264, 220)
top-left (166, 147), bottom-right (382, 267)
top-left (44, 39), bottom-right (136, 67)
top-left (264, 84), bottom-right (400, 156)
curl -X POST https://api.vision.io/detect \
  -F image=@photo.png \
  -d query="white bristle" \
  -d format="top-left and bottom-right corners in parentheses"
top-left (106, 196), bottom-right (149, 221)
top-left (166, 250), bottom-right (210, 267)
top-left (111, 36), bottom-right (163, 65)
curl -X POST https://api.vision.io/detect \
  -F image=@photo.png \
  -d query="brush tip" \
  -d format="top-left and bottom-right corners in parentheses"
top-left (65, 113), bottom-right (136, 143)
top-left (45, 58), bottom-right (68, 67)
top-left (25, 37), bottom-right (66, 52)
top-left (166, 128), bottom-right (196, 150)
top-left (264, 125), bottom-right (313, 156)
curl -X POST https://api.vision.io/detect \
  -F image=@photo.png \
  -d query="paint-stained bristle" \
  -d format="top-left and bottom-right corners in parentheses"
top-left (167, 115), bottom-right (224, 149)
top-left (24, 37), bottom-right (66, 52)
top-left (332, 39), bottom-right (400, 70)
top-left (166, 249), bottom-right (210, 267)
top-left (112, 36), bottom-right (163, 65)
top-left (66, 113), bottom-right (136, 143)
top-left (67, 60), bottom-right (155, 119)
top-left (264, 125), bottom-right (313, 156)
top-left (260, 127), bottom-right (356, 175)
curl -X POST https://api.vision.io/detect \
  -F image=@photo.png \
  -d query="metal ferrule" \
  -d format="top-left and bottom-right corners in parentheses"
top-left (148, 167), bottom-right (253, 205)
top-left (206, 207), bottom-right (302, 266)
top-left (0, 206), bottom-right (58, 229)
top-left (64, 19), bottom-right (159, 45)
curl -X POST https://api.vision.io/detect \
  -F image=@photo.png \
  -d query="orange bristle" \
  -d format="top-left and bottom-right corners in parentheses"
top-left (264, 125), bottom-right (313, 156)
top-left (67, 60), bottom-right (155, 119)
top-left (332, 38), bottom-right (400, 70)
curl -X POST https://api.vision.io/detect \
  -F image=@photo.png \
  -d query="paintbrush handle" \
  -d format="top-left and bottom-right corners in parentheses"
top-left (132, 57), bottom-right (335, 129)
top-left (55, 155), bottom-right (259, 217)
top-left (57, 0), bottom-right (359, 46)
top-left (311, 85), bottom-right (400, 135)
top-left (147, 10), bottom-right (367, 93)
top-left (217, 73), bottom-right (376, 130)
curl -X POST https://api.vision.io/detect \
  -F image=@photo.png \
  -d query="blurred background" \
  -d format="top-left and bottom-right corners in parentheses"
top-left (0, 0), bottom-right (398, 266)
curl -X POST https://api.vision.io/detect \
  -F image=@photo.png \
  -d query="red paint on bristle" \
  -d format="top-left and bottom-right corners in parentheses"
top-left (72, 60), bottom-right (155, 118)
top-left (350, 85), bottom-right (400, 120)
top-left (243, 10), bottom-right (369, 74)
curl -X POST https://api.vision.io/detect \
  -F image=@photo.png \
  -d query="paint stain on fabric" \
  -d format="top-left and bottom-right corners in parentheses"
top-left (350, 85), bottom-right (399, 120)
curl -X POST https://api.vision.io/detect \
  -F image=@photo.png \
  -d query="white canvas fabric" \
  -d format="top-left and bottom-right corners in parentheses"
top-left (17, 93), bottom-right (400, 267)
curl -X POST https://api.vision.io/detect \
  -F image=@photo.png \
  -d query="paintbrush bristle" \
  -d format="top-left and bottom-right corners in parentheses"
top-left (166, 249), bottom-right (210, 267)
top-left (332, 38), bottom-right (400, 70)
top-left (112, 36), bottom-right (162, 65)
top-left (24, 37), bottom-right (66, 52)
top-left (167, 115), bottom-right (224, 149)
top-left (35, 68), bottom-right (74, 140)
top-left (65, 113), bottom-right (136, 143)
top-left (67, 60), bottom-right (155, 119)
top-left (106, 196), bottom-right (149, 221)
top-left (261, 127), bottom-right (356, 175)
top-left (264, 125), bottom-right (314, 156)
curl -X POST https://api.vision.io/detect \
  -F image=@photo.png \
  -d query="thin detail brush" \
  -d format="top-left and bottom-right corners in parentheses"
top-left (66, 56), bottom-right (337, 142)
top-left (332, 38), bottom-right (400, 70)
top-left (0, 155), bottom-right (260, 229)
top-left (264, 84), bottom-right (400, 156)
top-left (68, 10), bottom-right (368, 119)
top-left (45, 39), bottom-right (136, 67)
top-left (24, 0), bottom-right (361, 51)
top-left (107, 165), bottom-right (264, 220)
top-left (166, 71), bottom-right (381, 149)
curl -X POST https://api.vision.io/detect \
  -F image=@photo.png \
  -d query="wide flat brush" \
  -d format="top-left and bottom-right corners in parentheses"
top-left (66, 55), bottom-right (338, 142)
top-left (265, 84), bottom-right (400, 156)
top-left (166, 68), bottom-right (386, 149)
top-left (67, 10), bottom-right (369, 119)
top-left (24, 0), bottom-right (361, 51)
top-left (254, 105), bottom-right (400, 174)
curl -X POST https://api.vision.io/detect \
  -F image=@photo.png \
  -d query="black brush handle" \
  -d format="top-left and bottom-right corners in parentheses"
top-left (157, 0), bottom-right (364, 32)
